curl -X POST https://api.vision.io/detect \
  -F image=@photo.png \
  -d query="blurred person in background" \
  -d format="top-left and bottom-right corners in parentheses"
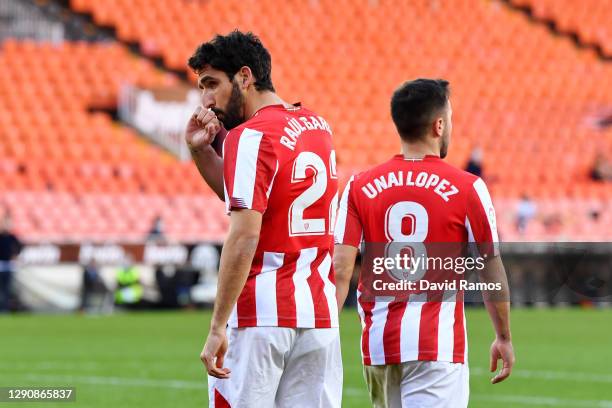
top-left (79, 260), bottom-right (106, 312)
top-left (114, 256), bottom-right (143, 308)
top-left (590, 153), bottom-right (612, 182)
top-left (0, 211), bottom-right (22, 313)
top-left (516, 194), bottom-right (537, 235)
top-left (147, 214), bottom-right (166, 242)
top-left (465, 145), bottom-right (483, 178)
top-left (155, 264), bottom-right (179, 308)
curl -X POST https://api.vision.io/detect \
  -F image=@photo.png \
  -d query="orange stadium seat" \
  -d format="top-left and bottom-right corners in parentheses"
top-left (1, 0), bottom-right (611, 242)
top-left (0, 39), bottom-right (227, 242)
top-left (520, 0), bottom-right (612, 54)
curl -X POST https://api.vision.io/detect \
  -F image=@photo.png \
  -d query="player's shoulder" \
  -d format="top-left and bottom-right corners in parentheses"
top-left (428, 158), bottom-right (484, 189)
top-left (223, 123), bottom-right (275, 164)
top-left (349, 156), bottom-right (485, 192)
top-left (252, 103), bottom-right (329, 128)
top-left (224, 120), bottom-right (271, 145)
top-left (223, 128), bottom-right (258, 160)
top-left (225, 106), bottom-right (290, 142)
top-left (349, 157), bottom-right (399, 187)
top-left (225, 105), bottom-right (280, 136)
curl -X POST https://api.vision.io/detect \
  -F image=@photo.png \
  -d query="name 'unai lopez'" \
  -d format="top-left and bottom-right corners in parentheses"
top-left (361, 171), bottom-right (459, 202)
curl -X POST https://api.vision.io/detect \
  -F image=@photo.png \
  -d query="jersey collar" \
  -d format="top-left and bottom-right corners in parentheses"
top-left (253, 102), bottom-right (302, 116)
top-left (394, 154), bottom-right (441, 161)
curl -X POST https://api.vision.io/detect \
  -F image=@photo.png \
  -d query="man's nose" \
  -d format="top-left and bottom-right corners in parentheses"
top-left (201, 93), bottom-right (215, 109)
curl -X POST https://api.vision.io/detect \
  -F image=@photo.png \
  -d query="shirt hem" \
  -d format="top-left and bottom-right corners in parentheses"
top-left (363, 353), bottom-right (466, 366)
top-left (228, 316), bottom-right (339, 328)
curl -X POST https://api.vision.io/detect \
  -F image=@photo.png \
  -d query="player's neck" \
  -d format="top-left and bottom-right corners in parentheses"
top-left (400, 141), bottom-right (440, 160)
top-left (245, 91), bottom-right (292, 119)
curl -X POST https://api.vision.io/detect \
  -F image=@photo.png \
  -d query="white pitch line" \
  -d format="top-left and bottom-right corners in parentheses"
top-left (24, 374), bottom-right (205, 390)
top-left (472, 394), bottom-right (612, 408)
top-left (471, 366), bottom-right (612, 384)
top-left (0, 362), bottom-right (103, 371)
top-left (19, 375), bottom-right (612, 407)
top-left (7, 363), bottom-right (612, 384)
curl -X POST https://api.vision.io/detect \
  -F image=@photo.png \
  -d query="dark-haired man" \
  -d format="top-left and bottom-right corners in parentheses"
top-left (334, 79), bottom-right (514, 407)
top-left (185, 31), bottom-right (341, 407)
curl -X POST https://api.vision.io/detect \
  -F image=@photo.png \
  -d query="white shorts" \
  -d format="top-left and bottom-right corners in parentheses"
top-left (208, 326), bottom-right (342, 408)
top-left (363, 361), bottom-right (469, 408)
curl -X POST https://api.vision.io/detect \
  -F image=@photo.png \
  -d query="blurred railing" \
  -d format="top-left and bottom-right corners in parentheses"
top-left (119, 84), bottom-right (198, 161)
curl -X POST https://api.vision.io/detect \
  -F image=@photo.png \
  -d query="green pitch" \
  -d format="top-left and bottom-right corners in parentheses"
top-left (1, 308), bottom-right (611, 407)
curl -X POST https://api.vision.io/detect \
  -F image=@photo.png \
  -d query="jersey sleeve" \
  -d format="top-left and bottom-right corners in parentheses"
top-left (465, 177), bottom-right (500, 258)
top-left (223, 127), bottom-right (278, 214)
top-left (334, 176), bottom-right (363, 247)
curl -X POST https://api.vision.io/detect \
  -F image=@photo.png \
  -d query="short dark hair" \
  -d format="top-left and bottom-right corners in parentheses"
top-left (188, 30), bottom-right (275, 92)
top-left (390, 79), bottom-right (450, 141)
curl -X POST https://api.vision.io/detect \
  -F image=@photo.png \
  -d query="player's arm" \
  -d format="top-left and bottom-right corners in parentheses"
top-left (467, 177), bottom-right (514, 384)
top-left (477, 255), bottom-right (514, 384)
top-left (201, 129), bottom-right (275, 378)
top-left (334, 244), bottom-right (358, 311)
top-left (185, 106), bottom-right (225, 201)
top-left (200, 209), bottom-right (261, 378)
top-left (210, 209), bottom-right (261, 330)
top-left (190, 146), bottom-right (224, 201)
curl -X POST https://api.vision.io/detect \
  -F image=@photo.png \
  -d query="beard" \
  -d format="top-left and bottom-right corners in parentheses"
top-left (212, 81), bottom-right (245, 130)
top-left (440, 129), bottom-right (450, 159)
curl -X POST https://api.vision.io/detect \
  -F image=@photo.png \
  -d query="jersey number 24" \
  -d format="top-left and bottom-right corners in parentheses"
top-left (288, 151), bottom-right (338, 236)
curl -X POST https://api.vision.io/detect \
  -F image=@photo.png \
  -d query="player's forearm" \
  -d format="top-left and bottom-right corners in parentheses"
top-left (210, 232), bottom-right (259, 332)
top-left (484, 300), bottom-right (511, 341)
top-left (478, 256), bottom-right (512, 341)
top-left (190, 145), bottom-right (224, 201)
top-left (333, 245), bottom-right (358, 311)
top-left (335, 275), bottom-right (351, 312)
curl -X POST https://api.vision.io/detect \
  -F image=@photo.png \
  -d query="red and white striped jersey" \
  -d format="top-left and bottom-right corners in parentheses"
top-left (335, 154), bottom-right (499, 365)
top-left (223, 104), bottom-right (339, 329)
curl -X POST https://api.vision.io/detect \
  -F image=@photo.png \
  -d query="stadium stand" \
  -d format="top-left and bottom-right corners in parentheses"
top-left (510, 0), bottom-right (612, 55)
top-left (0, 40), bottom-right (227, 242)
top-left (1, 0), bottom-right (610, 242)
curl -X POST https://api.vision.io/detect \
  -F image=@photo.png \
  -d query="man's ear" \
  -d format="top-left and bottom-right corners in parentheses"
top-left (433, 117), bottom-right (444, 138)
top-left (236, 66), bottom-right (254, 90)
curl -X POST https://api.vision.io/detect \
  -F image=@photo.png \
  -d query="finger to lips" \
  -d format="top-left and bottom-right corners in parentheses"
top-left (196, 110), bottom-right (206, 123)
top-left (206, 109), bottom-right (217, 122)
top-left (198, 109), bottom-right (215, 124)
top-left (202, 111), bottom-right (211, 123)
top-left (205, 122), bottom-right (218, 137)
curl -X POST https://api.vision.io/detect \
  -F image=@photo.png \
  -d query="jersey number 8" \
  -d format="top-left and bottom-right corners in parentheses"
top-left (384, 201), bottom-right (429, 282)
